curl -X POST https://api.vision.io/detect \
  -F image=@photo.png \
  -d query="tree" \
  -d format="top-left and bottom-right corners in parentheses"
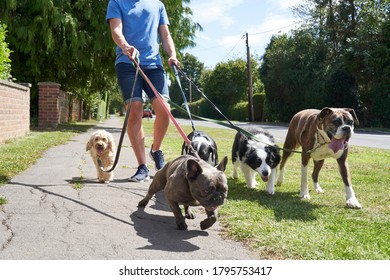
top-left (0, 23), bottom-right (11, 80)
top-left (169, 53), bottom-right (205, 106)
top-left (199, 57), bottom-right (260, 119)
top-left (262, 0), bottom-right (389, 126)
top-left (0, 0), bottom-right (201, 119)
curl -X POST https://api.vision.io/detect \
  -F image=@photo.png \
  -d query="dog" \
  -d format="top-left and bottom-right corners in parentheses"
top-left (232, 126), bottom-right (281, 194)
top-left (86, 129), bottom-right (116, 183)
top-left (276, 107), bottom-right (362, 209)
top-left (181, 130), bottom-right (218, 166)
top-left (138, 155), bottom-right (228, 230)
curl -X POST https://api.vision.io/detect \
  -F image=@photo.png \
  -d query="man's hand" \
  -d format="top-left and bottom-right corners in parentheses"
top-left (121, 44), bottom-right (140, 64)
top-left (168, 56), bottom-right (180, 68)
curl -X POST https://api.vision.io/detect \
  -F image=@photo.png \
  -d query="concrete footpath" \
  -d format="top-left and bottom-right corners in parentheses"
top-left (0, 116), bottom-right (256, 260)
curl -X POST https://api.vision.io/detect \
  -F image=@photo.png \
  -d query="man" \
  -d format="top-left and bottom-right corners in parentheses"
top-left (106, 0), bottom-right (180, 182)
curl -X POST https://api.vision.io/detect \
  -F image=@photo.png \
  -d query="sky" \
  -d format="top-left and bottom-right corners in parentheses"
top-left (183, 0), bottom-right (305, 68)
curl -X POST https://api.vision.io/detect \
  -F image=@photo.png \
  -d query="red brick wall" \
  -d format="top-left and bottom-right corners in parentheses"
top-left (38, 82), bottom-right (84, 127)
top-left (38, 82), bottom-right (62, 128)
top-left (0, 80), bottom-right (30, 144)
top-left (71, 99), bottom-right (83, 122)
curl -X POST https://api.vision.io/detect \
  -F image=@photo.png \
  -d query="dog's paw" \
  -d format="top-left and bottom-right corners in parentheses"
top-left (177, 221), bottom-right (188, 230)
top-left (346, 198), bottom-right (362, 209)
top-left (314, 183), bottom-right (324, 193)
top-left (265, 186), bottom-right (275, 195)
top-left (200, 216), bottom-right (217, 230)
top-left (300, 193), bottom-right (311, 199)
top-left (137, 198), bottom-right (149, 208)
top-left (185, 210), bottom-right (195, 219)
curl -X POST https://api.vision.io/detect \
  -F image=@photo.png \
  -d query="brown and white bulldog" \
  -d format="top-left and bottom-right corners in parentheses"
top-left (276, 107), bottom-right (362, 209)
top-left (138, 155), bottom-right (228, 230)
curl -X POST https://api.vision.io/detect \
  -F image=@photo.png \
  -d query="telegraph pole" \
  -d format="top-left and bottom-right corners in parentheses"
top-left (246, 32), bottom-right (254, 122)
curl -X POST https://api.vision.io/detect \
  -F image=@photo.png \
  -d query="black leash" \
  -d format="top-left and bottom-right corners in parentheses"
top-left (173, 64), bottom-right (196, 132)
top-left (174, 66), bottom-right (303, 154)
top-left (97, 64), bottom-right (139, 173)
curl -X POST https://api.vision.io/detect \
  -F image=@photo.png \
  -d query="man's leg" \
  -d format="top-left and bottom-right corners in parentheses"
top-left (127, 101), bottom-right (146, 165)
top-left (150, 99), bottom-right (170, 151)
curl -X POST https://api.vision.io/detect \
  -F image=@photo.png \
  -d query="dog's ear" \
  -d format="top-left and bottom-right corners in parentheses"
top-left (186, 159), bottom-right (203, 181)
top-left (107, 133), bottom-right (116, 152)
top-left (216, 156), bottom-right (228, 172)
top-left (266, 145), bottom-right (281, 168)
top-left (345, 108), bottom-right (359, 126)
top-left (86, 137), bottom-right (93, 151)
top-left (318, 107), bottom-right (333, 121)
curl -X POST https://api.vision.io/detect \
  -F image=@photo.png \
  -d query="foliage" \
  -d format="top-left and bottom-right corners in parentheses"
top-left (202, 58), bottom-right (249, 106)
top-left (229, 101), bottom-right (249, 121)
top-left (253, 92), bottom-right (265, 121)
top-left (0, 23), bottom-right (11, 80)
top-left (261, 0), bottom-right (390, 126)
top-left (170, 52), bottom-right (205, 106)
top-left (0, 0), bottom-right (201, 120)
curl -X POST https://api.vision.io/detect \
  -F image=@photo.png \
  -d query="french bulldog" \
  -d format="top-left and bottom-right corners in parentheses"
top-left (138, 155), bottom-right (228, 230)
top-left (276, 107), bottom-right (362, 209)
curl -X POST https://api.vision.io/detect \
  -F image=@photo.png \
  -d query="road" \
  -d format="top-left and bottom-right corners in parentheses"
top-left (176, 118), bottom-right (390, 150)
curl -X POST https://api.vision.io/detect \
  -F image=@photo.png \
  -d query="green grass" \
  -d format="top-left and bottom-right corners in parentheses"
top-left (143, 121), bottom-right (390, 260)
top-left (0, 121), bottom-right (97, 188)
top-left (1, 118), bottom-right (389, 259)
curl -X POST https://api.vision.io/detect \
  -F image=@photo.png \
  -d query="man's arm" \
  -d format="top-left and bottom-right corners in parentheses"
top-left (159, 24), bottom-right (180, 67)
top-left (109, 18), bottom-right (138, 60)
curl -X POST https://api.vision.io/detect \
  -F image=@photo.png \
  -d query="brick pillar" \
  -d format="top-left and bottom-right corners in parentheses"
top-left (38, 82), bottom-right (61, 128)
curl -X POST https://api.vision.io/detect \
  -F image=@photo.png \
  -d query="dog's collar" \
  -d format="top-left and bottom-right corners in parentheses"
top-left (307, 129), bottom-right (329, 154)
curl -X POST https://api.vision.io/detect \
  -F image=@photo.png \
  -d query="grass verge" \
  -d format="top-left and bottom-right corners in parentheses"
top-left (143, 120), bottom-right (390, 260)
top-left (1, 118), bottom-right (389, 259)
top-left (0, 121), bottom-right (97, 193)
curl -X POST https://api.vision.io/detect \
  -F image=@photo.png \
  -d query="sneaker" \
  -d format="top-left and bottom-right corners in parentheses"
top-left (149, 145), bottom-right (165, 170)
top-left (129, 164), bottom-right (150, 182)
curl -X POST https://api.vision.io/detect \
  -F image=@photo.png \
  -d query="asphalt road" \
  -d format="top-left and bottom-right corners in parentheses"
top-left (176, 118), bottom-right (390, 150)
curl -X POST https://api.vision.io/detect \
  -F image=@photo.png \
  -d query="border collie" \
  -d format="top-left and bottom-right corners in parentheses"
top-left (232, 126), bottom-right (281, 194)
top-left (181, 130), bottom-right (218, 166)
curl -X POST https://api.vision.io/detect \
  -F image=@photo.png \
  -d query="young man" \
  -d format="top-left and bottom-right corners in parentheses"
top-left (106, 0), bottom-right (180, 182)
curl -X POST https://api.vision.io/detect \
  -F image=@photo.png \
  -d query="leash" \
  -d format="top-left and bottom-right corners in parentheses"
top-left (97, 63), bottom-right (140, 173)
top-left (172, 64), bottom-right (196, 132)
top-left (131, 60), bottom-right (192, 147)
top-left (174, 67), bottom-right (303, 154)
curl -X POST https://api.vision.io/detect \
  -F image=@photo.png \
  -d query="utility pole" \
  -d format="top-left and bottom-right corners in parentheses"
top-left (246, 32), bottom-right (254, 122)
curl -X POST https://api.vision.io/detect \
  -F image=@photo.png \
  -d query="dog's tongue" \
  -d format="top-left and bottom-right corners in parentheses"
top-left (329, 137), bottom-right (346, 153)
top-left (97, 147), bottom-right (104, 155)
top-left (261, 176), bottom-right (269, 182)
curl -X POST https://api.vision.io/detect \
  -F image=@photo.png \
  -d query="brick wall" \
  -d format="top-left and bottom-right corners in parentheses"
top-left (71, 99), bottom-right (83, 122)
top-left (0, 80), bottom-right (30, 144)
top-left (38, 82), bottom-right (83, 127)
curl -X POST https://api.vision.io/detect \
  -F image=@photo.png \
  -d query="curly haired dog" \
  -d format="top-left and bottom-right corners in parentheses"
top-left (86, 130), bottom-right (116, 183)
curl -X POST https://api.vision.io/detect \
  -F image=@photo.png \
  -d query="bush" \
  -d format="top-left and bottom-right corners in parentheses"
top-left (229, 101), bottom-right (248, 121)
top-left (0, 23), bottom-right (12, 80)
top-left (253, 92), bottom-right (265, 121)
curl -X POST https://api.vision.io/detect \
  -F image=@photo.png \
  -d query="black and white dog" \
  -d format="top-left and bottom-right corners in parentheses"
top-left (181, 130), bottom-right (218, 166)
top-left (232, 126), bottom-right (281, 194)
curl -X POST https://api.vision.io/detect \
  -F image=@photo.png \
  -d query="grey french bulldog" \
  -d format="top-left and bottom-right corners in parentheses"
top-left (138, 155), bottom-right (228, 230)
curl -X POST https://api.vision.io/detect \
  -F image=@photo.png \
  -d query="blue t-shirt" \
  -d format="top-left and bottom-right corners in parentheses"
top-left (106, 0), bottom-right (169, 66)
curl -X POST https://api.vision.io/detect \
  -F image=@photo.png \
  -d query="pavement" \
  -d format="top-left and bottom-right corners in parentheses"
top-left (0, 116), bottom-right (257, 260)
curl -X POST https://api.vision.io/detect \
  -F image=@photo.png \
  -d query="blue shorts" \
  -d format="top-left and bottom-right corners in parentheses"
top-left (115, 63), bottom-right (169, 104)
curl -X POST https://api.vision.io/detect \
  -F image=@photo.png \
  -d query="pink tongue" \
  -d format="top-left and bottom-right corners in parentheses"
top-left (261, 176), bottom-right (269, 182)
top-left (328, 137), bottom-right (345, 153)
